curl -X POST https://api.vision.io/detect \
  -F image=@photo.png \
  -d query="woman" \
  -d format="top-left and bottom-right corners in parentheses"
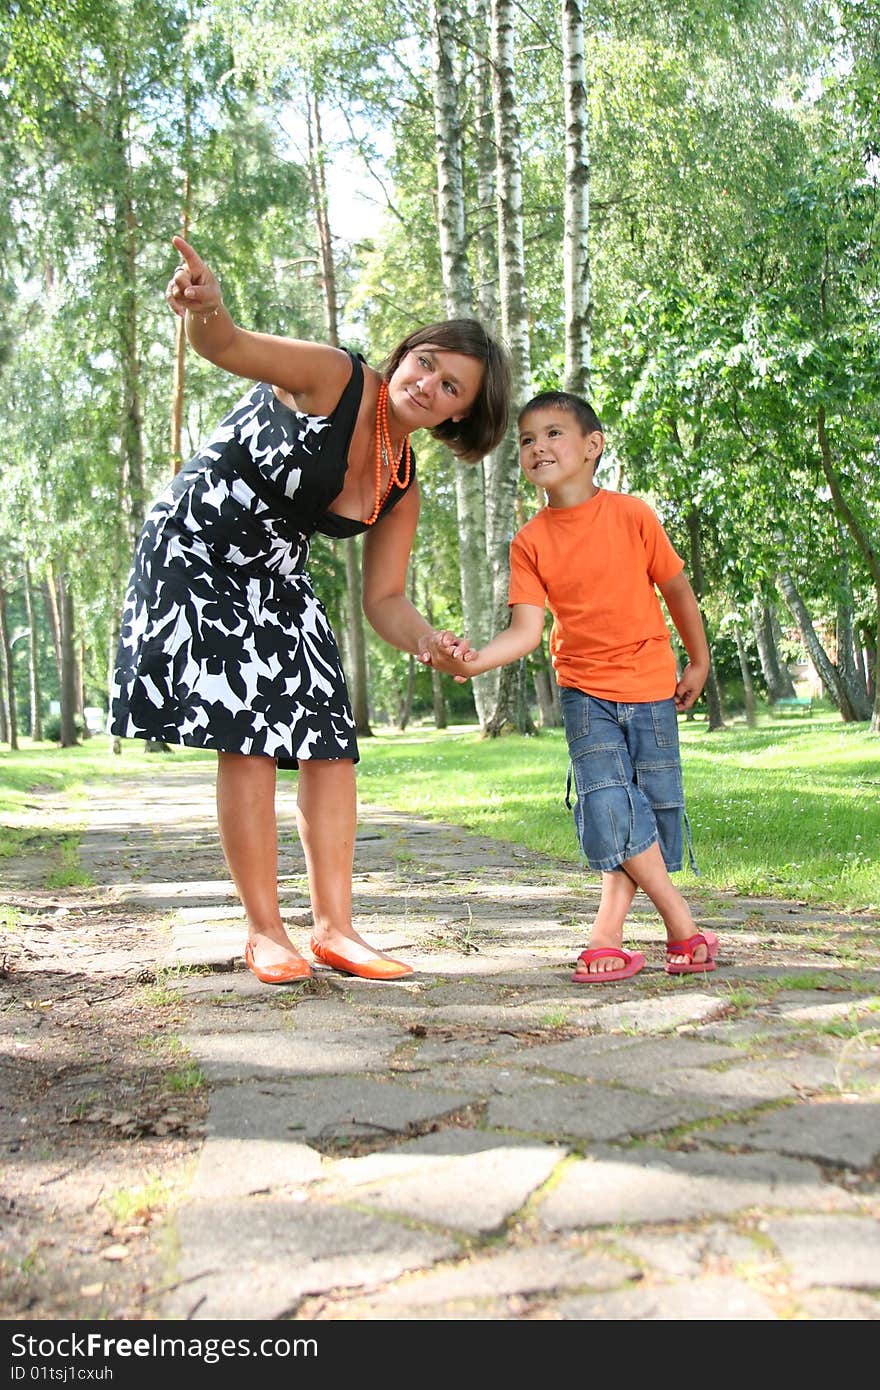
top-left (109, 236), bottom-right (510, 984)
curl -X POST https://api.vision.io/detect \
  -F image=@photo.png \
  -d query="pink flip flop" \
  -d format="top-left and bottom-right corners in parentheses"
top-left (665, 931), bottom-right (719, 975)
top-left (572, 946), bottom-right (646, 984)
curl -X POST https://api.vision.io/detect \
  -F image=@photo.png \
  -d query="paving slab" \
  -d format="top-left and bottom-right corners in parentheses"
top-left (795, 1288), bottom-right (880, 1318)
top-left (30, 759), bottom-right (879, 1323)
top-left (163, 1199), bottom-right (458, 1320)
top-left (537, 1147), bottom-right (858, 1229)
top-left (486, 1082), bottom-right (715, 1141)
top-left (179, 1024), bottom-right (405, 1079)
top-left (764, 1215), bottom-right (880, 1288)
top-left (309, 1244), bottom-right (637, 1315)
top-left (314, 1129), bottom-right (567, 1233)
top-left (555, 1275), bottom-right (778, 1319)
top-left (708, 1099), bottom-right (880, 1168)
top-left (617, 1224), bottom-right (769, 1278)
top-left (510, 1035), bottom-right (739, 1080)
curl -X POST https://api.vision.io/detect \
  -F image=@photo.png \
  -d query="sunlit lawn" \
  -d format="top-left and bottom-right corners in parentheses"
top-left (1, 711), bottom-right (877, 911)
top-left (355, 711), bottom-right (879, 912)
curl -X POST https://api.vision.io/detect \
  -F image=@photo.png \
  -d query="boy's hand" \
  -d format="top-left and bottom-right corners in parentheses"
top-left (417, 629), bottom-right (479, 682)
top-left (674, 661), bottom-right (709, 712)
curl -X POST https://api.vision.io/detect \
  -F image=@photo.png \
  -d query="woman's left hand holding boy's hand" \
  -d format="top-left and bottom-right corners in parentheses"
top-left (418, 629), bottom-right (478, 681)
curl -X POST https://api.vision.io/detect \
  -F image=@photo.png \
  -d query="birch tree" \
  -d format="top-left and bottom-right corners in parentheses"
top-left (562, 0), bottom-right (591, 395)
top-left (430, 0), bottom-right (494, 724)
top-left (486, 0), bottom-right (534, 735)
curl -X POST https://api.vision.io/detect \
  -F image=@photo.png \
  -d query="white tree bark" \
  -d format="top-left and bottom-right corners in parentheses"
top-left (431, 0), bottom-right (493, 724)
top-left (562, 0), bottom-right (591, 395)
top-left (486, 0), bottom-right (533, 733)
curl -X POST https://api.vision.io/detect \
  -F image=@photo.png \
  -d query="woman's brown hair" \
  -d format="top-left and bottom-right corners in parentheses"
top-left (380, 320), bottom-right (511, 464)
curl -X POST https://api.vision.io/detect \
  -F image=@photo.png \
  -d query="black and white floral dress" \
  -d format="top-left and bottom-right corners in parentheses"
top-left (109, 352), bottom-right (414, 768)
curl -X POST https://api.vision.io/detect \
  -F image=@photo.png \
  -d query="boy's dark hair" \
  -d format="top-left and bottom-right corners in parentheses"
top-left (518, 390), bottom-right (603, 437)
top-left (381, 320), bottom-right (512, 464)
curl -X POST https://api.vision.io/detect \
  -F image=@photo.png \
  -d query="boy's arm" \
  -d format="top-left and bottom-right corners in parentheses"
top-left (427, 605), bottom-right (546, 682)
top-left (658, 570), bottom-right (710, 712)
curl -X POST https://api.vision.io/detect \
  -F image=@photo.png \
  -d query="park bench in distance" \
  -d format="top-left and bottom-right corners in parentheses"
top-left (773, 696), bottom-right (813, 717)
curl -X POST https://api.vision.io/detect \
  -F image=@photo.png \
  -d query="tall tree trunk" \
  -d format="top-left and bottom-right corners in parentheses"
top-left (115, 94), bottom-right (147, 548)
top-left (486, 0), bottom-right (533, 735)
top-left (751, 597), bottom-right (796, 701)
top-left (396, 656), bottom-right (416, 731)
top-left (76, 638), bottom-right (91, 740)
top-left (23, 559), bottom-right (43, 740)
top-left (733, 620), bottom-right (757, 727)
top-left (57, 571), bottom-right (79, 747)
top-left (423, 591), bottom-right (448, 729)
top-left (431, 0), bottom-right (494, 725)
top-left (170, 176), bottom-right (191, 476)
top-left (685, 509), bottom-right (723, 730)
top-left (778, 569), bottom-right (859, 721)
top-left (562, 0), bottom-right (591, 395)
top-left (530, 639), bottom-right (561, 727)
top-left (817, 406), bottom-right (880, 731)
top-left (0, 571), bottom-right (18, 750)
top-left (836, 536), bottom-right (870, 719)
top-left (307, 89), bottom-right (372, 736)
top-left (396, 563), bottom-right (419, 730)
top-left (170, 50), bottom-right (192, 477)
top-left (43, 565), bottom-right (63, 676)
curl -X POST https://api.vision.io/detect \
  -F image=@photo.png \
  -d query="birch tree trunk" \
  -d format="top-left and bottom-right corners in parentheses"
top-left (751, 598), bottom-right (796, 701)
top-left (778, 569), bottom-right (859, 720)
top-left (836, 535), bottom-right (870, 719)
top-left (0, 571), bottom-right (18, 750)
top-left (562, 0), bottom-right (591, 395)
top-left (170, 51), bottom-right (192, 477)
top-left (486, 0), bottom-right (534, 735)
top-left (423, 591), bottom-right (447, 728)
top-left (308, 90), bottom-right (372, 736)
top-left (43, 566), bottom-right (63, 689)
top-left (115, 90), bottom-right (147, 549)
top-left (57, 571), bottom-right (79, 747)
top-left (24, 559), bottom-right (43, 740)
top-left (817, 406), bottom-right (880, 731)
top-left (685, 509), bottom-right (724, 730)
top-left (431, 0), bottom-right (493, 725)
top-left (733, 620), bottom-right (757, 727)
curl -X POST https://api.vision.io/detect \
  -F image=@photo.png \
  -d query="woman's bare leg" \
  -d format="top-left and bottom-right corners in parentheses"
top-left (295, 759), bottom-right (407, 965)
top-left (216, 751), bottom-right (307, 969)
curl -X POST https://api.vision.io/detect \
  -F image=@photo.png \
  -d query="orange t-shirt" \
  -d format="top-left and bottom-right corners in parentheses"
top-left (508, 489), bottom-right (684, 702)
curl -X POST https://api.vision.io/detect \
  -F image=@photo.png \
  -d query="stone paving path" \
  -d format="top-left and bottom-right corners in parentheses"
top-left (79, 763), bottom-right (880, 1321)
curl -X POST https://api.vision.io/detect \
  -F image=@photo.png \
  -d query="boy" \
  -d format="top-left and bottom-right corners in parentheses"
top-left (429, 391), bottom-right (717, 982)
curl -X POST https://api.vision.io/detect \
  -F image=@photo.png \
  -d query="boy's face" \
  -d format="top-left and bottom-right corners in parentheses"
top-left (518, 407), bottom-right (603, 492)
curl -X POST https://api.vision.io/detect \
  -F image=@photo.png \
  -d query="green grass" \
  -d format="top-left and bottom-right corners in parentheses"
top-left (352, 712), bottom-right (879, 911)
top-left (2, 715), bottom-right (878, 912)
top-left (0, 738), bottom-right (212, 819)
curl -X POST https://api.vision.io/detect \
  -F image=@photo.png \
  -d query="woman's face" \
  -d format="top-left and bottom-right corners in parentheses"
top-left (387, 345), bottom-right (484, 431)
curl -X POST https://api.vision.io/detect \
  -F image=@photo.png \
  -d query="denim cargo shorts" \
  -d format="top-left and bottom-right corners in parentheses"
top-left (559, 689), bottom-right (696, 874)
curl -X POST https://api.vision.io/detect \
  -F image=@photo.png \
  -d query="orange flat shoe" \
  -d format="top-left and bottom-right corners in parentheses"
top-left (309, 935), bottom-right (413, 981)
top-left (244, 942), bottom-right (311, 984)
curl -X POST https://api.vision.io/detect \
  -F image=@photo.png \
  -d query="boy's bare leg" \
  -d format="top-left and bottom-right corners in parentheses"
top-left (622, 840), bottom-right (706, 967)
top-left (580, 870), bottom-right (638, 974)
top-left (580, 840), bottom-right (706, 974)
top-left (216, 752), bottom-right (307, 969)
top-left (295, 759), bottom-right (406, 964)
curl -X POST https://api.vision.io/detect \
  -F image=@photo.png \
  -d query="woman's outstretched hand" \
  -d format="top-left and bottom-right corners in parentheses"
top-left (166, 235), bottom-right (223, 319)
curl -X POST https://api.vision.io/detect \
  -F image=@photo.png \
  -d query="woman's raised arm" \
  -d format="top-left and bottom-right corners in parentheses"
top-left (166, 235), bottom-right (350, 408)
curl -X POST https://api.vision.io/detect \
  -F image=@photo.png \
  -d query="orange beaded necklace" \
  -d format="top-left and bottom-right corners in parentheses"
top-left (364, 380), bottom-right (413, 526)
